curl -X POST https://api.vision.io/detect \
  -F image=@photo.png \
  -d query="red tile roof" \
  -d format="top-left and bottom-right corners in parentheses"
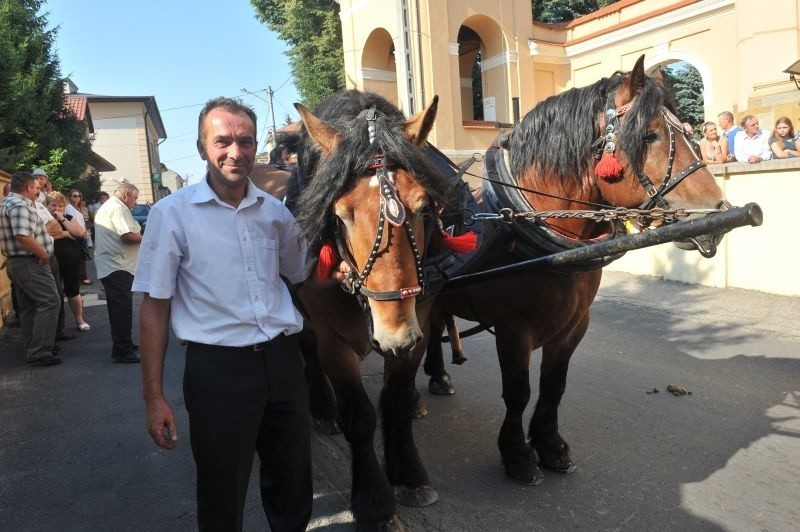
top-left (63, 95), bottom-right (93, 132)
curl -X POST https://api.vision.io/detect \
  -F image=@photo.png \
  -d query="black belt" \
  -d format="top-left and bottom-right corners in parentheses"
top-left (186, 336), bottom-right (285, 352)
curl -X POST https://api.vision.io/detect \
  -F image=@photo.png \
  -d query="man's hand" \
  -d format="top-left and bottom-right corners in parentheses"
top-left (145, 397), bottom-right (178, 450)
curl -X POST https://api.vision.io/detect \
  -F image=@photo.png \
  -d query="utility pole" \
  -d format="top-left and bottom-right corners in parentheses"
top-left (268, 85), bottom-right (277, 149)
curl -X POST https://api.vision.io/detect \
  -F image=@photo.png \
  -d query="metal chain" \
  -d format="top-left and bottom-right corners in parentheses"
top-left (468, 206), bottom-right (725, 225)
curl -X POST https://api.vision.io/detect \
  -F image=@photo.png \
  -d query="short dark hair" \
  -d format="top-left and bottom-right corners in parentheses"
top-left (10, 171), bottom-right (36, 193)
top-left (197, 97), bottom-right (257, 150)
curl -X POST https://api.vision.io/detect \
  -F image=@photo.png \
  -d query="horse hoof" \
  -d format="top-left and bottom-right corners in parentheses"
top-left (451, 354), bottom-right (467, 365)
top-left (503, 457), bottom-right (545, 485)
top-left (537, 442), bottom-right (576, 473)
top-left (357, 515), bottom-right (406, 532)
top-left (428, 376), bottom-right (455, 395)
top-left (540, 454), bottom-right (576, 474)
top-left (393, 484), bottom-right (439, 507)
top-left (312, 416), bottom-right (340, 435)
top-left (412, 397), bottom-right (429, 419)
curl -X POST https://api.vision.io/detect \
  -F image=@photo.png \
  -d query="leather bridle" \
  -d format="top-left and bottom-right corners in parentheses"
top-left (598, 102), bottom-right (707, 212)
top-left (336, 107), bottom-right (425, 308)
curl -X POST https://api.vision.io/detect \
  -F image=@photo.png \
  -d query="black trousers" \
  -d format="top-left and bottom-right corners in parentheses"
top-left (184, 334), bottom-right (312, 532)
top-left (100, 270), bottom-right (135, 356)
top-left (49, 254), bottom-right (66, 339)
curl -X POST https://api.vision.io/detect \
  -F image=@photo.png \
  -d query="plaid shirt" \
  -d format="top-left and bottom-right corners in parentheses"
top-left (0, 193), bottom-right (54, 257)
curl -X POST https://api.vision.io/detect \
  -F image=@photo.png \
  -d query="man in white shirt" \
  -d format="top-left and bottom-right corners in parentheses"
top-left (733, 115), bottom-right (773, 164)
top-left (134, 97), bottom-right (313, 531)
top-left (94, 183), bottom-right (142, 362)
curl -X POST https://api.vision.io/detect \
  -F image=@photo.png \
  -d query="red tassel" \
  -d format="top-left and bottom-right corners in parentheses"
top-left (594, 151), bottom-right (624, 182)
top-left (317, 241), bottom-right (338, 280)
top-left (442, 231), bottom-right (478, 254)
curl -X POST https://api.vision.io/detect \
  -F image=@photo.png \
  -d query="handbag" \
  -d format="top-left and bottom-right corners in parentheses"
top-left (76, 238), bottom-right (92, 261)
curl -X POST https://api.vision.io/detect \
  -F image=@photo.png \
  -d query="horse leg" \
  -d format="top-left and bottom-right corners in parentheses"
top-left (323, 350), bottom-right (402, 530)
top-left (422, 308), bottom-right (455, 396)
top-left (299, 329), bottom-right (339, 434)
top-left (381, 353), bottom-right (438, 508)
top-left (495, 330), bottom-right (542, 485)
top-left (445, 314), bottom-right (467, 365)
top-left (528, 318), bottom-right (590, 474)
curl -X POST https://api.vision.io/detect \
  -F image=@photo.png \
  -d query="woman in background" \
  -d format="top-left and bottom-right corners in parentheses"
top-left (47, 192), bottom-right (91, 331)
top-left (67, 189), bottom-right (92, 284)
top-left (769, 117), bottom-right (799, 159)
top-left (699, 121), bottom-right (726, 164)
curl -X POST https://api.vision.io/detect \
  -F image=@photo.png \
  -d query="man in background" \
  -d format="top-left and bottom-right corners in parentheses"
top-left (718, 111), bottom-right (740, 162)
top-left (0, 171), bottom-right (61, 366)
top-left (94, 183), bottom-right (141, 363)
top-left (734, 115), bottom-right (772, 164)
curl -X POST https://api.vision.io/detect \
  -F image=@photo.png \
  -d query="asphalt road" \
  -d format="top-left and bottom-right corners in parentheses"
top-left (1, 269), bottom-right (798, 531)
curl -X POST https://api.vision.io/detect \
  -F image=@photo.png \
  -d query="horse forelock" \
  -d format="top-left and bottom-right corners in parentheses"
top-left (617, 75), bottom-right (675, 176)
top-left (294, 91), bottom-right (451, 253)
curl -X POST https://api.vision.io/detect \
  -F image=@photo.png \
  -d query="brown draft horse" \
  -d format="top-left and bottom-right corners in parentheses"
top-left (290, 90), bottom-right (455, 530)
top-left (249, 163), bottom-right (293, 200)
top-left (425, 55), bottom-right (727, 486)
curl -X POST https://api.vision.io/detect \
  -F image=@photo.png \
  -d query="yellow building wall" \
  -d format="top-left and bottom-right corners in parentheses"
top-left (338, 0), bottom-right (800, 295)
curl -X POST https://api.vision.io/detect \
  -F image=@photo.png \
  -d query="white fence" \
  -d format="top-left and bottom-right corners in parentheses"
top-left (606, 158), bottom-right (799, 297)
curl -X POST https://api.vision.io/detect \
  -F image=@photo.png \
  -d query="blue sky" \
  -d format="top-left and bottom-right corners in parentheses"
top-left (46, 0), bottom-right (301, 185)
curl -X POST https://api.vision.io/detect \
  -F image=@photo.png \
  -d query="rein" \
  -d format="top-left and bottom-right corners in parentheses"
top-left (337, 107), bottom-right (426, 306)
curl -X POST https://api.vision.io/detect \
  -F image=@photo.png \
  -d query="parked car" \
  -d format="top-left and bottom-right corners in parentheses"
top-left (131, 203), bottom-right (151, 233)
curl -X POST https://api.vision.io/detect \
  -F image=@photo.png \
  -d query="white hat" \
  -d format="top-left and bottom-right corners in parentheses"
top-left (32, 168), bottom-right (47, 176)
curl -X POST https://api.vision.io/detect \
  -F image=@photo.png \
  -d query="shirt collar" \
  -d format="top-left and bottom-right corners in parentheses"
top-left (191, 173), bottom-right (267, 209)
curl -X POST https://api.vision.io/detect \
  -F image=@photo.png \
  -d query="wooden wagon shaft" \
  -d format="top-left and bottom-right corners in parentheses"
top-left (441, 202), bottom-right (763, 293)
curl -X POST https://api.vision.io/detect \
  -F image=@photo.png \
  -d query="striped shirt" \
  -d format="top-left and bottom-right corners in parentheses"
top-left (0, 193), bottom-right (54, 257)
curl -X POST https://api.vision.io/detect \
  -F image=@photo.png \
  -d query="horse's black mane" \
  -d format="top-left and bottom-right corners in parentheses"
top-left (291, 90), bottom-right (454, 252)
top-left (504, 70), bottom-right (676, 186)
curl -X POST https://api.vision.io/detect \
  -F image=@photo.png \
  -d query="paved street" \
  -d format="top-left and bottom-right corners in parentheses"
top-left (1, 267), bottom-right (799, 531)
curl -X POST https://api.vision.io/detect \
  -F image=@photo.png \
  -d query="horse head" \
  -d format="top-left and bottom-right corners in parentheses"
top-left (595, 55), bottom-right (727, 256)
top-left (294, 91), bottom-right (451, 359)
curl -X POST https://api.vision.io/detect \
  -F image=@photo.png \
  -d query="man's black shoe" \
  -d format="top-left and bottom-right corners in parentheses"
top-left (27, 354), bottom-right (63, 367)
top-left (56, 331), bottom-right (76, 341)
top-left (52, 344), bottom-right (61, 353)
top-left (111, 351), bottom-right (140, 363)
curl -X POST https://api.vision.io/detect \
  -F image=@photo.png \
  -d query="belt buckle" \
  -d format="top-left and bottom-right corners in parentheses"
top-left (252, 342), bottom-right (265, 351)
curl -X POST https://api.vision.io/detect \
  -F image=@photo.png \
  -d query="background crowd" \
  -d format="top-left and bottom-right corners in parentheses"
top-left (690, 111), bottom-right (800, 164)
top-left (1, 170), bottom-right (139, 366)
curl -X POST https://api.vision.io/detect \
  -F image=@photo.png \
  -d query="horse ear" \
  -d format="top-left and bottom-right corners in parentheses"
top-left (615, 55), bottom-right (647, 108)
top-left (403, 95), bottom-right (439, 146)
top-left (295, 103), bottom-right (340, 155)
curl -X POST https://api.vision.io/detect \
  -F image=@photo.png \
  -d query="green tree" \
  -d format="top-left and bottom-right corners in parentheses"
top-left (0, 0), bottom-right (91, 186)
top-left (251, 0), bottom-right (345, 109)
top-left (533, 0), bottom-right (618, 23)
top-left (661, 62), bottom-right (704, 135)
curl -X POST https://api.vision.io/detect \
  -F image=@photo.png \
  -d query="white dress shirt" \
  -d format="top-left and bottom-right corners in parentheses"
top-left (733, 128), bottom-right (772, 162)
top-left (132, 176), bottom-right (312, 347)
top-left (93, 195), bottom-right (140, 278)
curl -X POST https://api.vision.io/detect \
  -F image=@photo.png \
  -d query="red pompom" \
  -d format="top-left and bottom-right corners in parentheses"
top-left (317, 241), bottom-right (338, 280)
top-left (594, 151), bottom-right (624, 182)
top-left (442, 230), bottom-right (478, 254)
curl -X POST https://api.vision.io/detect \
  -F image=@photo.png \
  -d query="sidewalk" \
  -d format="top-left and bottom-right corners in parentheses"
top-left (598, 270), bottom-right (800, 347)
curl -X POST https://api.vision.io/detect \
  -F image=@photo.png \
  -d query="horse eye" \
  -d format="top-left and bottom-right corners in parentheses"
top-left (644, 131), bottom-right (658, 143)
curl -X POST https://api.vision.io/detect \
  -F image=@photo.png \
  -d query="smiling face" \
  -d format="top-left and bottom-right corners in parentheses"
top-left (197, 107), bottom-right (257, 192)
